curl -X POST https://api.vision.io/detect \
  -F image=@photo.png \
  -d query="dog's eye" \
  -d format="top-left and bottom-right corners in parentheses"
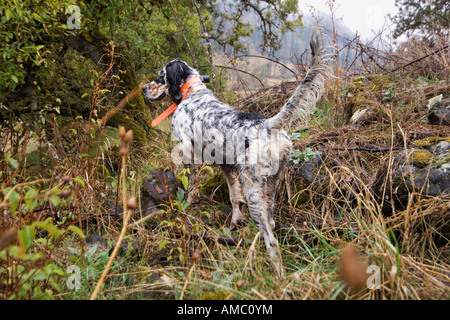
top-left (156, 76), bottom-right (166, 85)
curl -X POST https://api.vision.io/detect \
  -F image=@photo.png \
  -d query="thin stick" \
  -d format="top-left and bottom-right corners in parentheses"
top-left (243, 231), bottom-right (260, 278)
top-left (90, 146), bottom-right (131, 300)
top-left (128, 210), bottom-right (159, 229)
top-left (101, 83), bottom-right (144, 126)
top-left (192, 0), bottom-right (216, 93)
top-left (0, 179), bottom-right (52, 209)
top-left (231, 54), bottom-right (297, 77)
top-left (169, 0), bottom-right (199, 70)
top-left (388, 44), bottom-right (449, 74)
top-left (179, 264), bottom-right (195, 300)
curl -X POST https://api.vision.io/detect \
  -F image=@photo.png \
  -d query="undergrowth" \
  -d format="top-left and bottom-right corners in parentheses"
top-left (1, 28), bottom-right (449, 300)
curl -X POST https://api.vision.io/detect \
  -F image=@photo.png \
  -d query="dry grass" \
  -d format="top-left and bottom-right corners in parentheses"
top-left (1, 29), bottom-right (449, 300)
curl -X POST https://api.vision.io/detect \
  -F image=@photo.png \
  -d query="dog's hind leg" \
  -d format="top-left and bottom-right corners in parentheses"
top-left (266, 154), bottom-right (289, 229)
top-left (221, 164), bottom-right (246, 228)
top-left (240, 174), bottom-right (284, 277)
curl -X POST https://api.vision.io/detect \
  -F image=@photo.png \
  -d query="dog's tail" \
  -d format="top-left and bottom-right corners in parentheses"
top-left (266, 31), bottom-right (332, 131)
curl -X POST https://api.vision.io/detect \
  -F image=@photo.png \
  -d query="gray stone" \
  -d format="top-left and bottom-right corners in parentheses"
top-left (374, 139), bottom-right (450, 214)
top-left (140, 168), bottom-right (178, 216)
top-left (428, 97), bottom-right (450, 126)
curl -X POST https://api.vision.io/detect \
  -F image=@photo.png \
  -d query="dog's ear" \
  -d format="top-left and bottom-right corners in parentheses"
top-left (166, 60), bottom-right (190, 104)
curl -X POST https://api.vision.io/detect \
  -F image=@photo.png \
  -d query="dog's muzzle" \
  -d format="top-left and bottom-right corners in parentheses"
top-left (142, 81), bottom-right (168, 101)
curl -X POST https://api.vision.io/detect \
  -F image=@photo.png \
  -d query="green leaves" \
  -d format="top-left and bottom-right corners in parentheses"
top-left (159, 239), bottom-right (170, 251)
top-left (49, 194), bottom-right (61, 207)
top-left (181, 175), bottom-right (189, 191)
top-left (25, 188), bottom-right (38, 212)
top-left (0, 0), bottom-right (74, 90)
top-left (392, 0), bottom-right (449, 38)
top-left (202, 165), bottom-right (214, 175)
top-left (72, 176), bottom-right (85, 187)
top-left (32, 218), bottom-right (64, 240)
top-left (290, 147), bottom-right (319, 165)
top-left (68, 226), bottom-right (85, 239)
top-left (18, 226), bottom-right (35, 252)
top-left (5, 152), bottom-right (19, 169)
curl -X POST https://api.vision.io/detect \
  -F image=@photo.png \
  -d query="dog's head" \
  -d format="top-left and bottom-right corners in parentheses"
top-left (142, 59), bottom-right (199, 104)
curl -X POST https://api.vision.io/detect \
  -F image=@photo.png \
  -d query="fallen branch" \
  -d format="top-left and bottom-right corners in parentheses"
top-left (388, 44), bottom-right (450, 74)
top-left (332, 147), bottom-right (401, 153)
top-left (199, 233), bottom-right (238, 246)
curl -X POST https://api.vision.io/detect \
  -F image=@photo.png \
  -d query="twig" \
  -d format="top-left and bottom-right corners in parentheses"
top-left (232, 54), bottom-right (297, 77)
top-left (128, 210), bottom-right (160, 229)
top-left (101, 83), bottom-right (145, 126)
top-left (169, 0), bottom-right (199, 70)
top-left (0, 179), bottom-right (52, 209)
top-left (388, 44), bottom-right (450, 74)
top-left (59, 83), bottom-right (144, 136)
top-left (90, 129), bottom-right (133, 300)
top-left (192, 0), bottom-right (216, 93)
top-left (243, 231), bottom-right (260, 278)
top-left (179, 263), bottom-right (195, 300)
top-left (18, 114), bottom-right (65, 167)
top-left (332, 147), bottom-right (400, 152)
top-left (202, 64), bottom-right (265, 88)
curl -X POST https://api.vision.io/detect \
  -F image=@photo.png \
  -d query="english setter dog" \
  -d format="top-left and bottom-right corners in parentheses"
top-left (142, 32), bottom-right (330, 276)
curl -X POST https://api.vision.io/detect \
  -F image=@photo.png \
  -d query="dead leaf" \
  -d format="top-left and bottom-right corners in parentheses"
top-left (0, 228), bottom-right (18, 251)
top-left (198, 269), bottom-right (212, 280)
top-left (339, 243), bottom-right (369, 291)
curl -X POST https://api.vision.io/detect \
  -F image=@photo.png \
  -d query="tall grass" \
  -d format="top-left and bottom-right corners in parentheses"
top-left (1, 14), bottom-right (449, 300)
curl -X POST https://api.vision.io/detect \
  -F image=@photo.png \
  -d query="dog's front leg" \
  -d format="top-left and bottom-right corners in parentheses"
top-left (221, 165), bottom-right (246, 228)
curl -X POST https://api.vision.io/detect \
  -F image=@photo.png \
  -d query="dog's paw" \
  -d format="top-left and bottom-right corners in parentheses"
top-left (230, 218), bottom-right (247, 231)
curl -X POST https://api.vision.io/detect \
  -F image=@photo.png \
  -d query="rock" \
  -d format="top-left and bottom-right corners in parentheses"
top-left (85, 234), bottom-right (108, 251)
top-left (289, 151), bottom-right (331, 206)
top-left (108, 239), bottom-right (138, 257)
top-left (102, 199), bottom-right (124, 217)
top-left (344, 74), bottom-right (393, 122)
top-left (428, 96), bottom-right (450, 126)
top-left (408, 149), bottom-right (433, 168)
top-left (140, 168), bottom-right (178, 216)
top-left (374, 137), bottom-right (450, 214)
top-left (198, 171), bottom-right (229, 203)
top-left (292, 151), bottom-right (327, 184)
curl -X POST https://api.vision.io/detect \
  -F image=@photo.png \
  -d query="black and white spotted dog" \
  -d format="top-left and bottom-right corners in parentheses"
top-left (143, 33), bottom-right (330, 276)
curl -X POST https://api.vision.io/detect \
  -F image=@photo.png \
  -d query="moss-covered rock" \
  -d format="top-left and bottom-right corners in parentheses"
top-left (344, 74), bottom-right (393, 122)
top-left (374, 141), bottom-right (450, 215)
top-left (198, 171), bottom-right (229, 203)
top-left (409, 149), bottom-right (432, 168)
top-left (412, 136), bottom-right (450, 147)
top-left (200, 290), bottom-right (232, 300)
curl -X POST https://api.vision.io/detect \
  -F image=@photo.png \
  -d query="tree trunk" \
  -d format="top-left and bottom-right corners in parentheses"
top-left (68, 33), bottom-right (153, 145)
